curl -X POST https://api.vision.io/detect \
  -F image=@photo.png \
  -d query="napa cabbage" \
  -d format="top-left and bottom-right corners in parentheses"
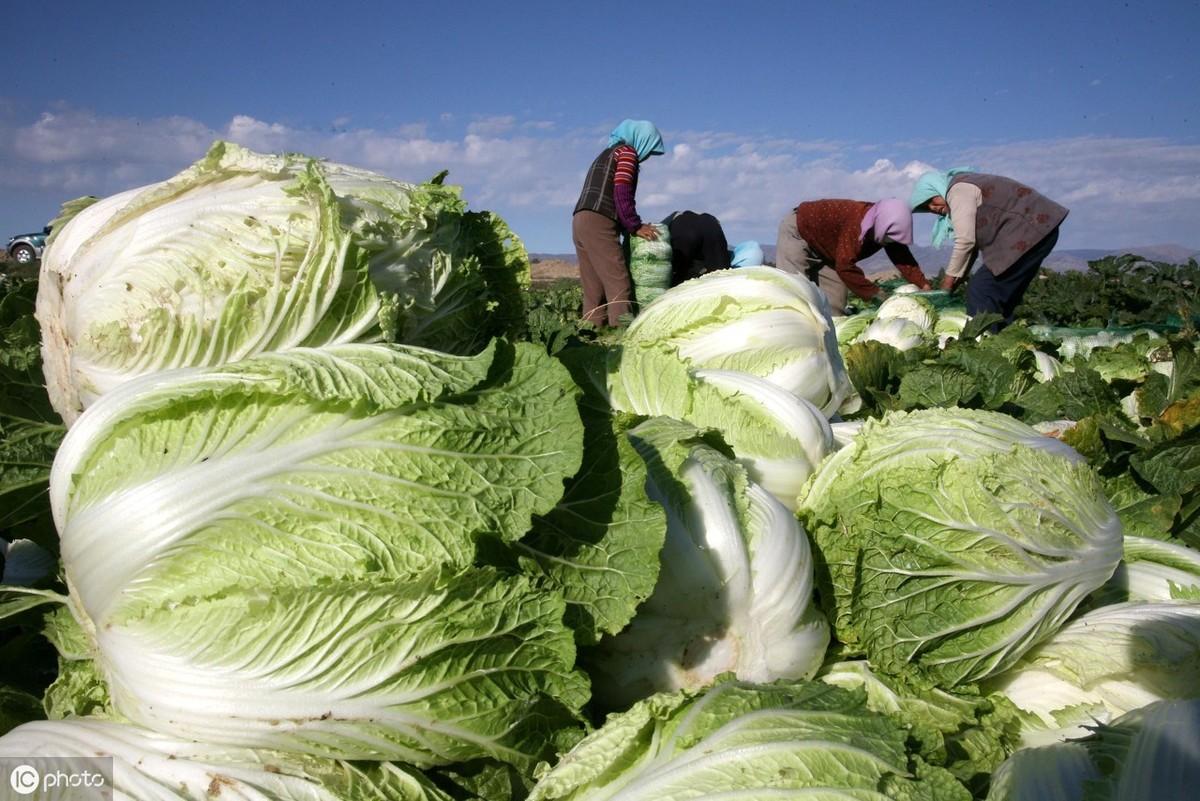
top-left (987, 700), bottom-right (1200, 801)
top-left (586, 417), bottom-right (829, 708)
top-left (609, 343), bottom-right (834, 509)
top-left (1097, 536), bottom-right (1200, 602)
top-left (836, 311), bottom-right (876, 346)
top-left (611, 267), bottom-right (852, 417)
top-left (858, 317), bottom-right (926, 351)
top-left (0, 719), bottom-right (452, 801)
top-left (528, 678), bottom-right (972, 801)
top-left (48, 341), bottom-right (589, 767)
top-left (37, 141), bottom-right (528, 424)
top-left (874, 293), bottom-right (936, 331)
top-left (982, 601), bottom-right (1200, 745)
top-left (798, 408), bottom-right (1124, 687)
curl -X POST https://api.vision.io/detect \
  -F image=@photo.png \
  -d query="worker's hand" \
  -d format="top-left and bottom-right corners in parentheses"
top-left (940, 274), bottom-right (958, 292)
top-left (871, 289), bottom-right (890, 305)
top-left (917, 277), bottom-right (933, 291)
top-left (635, 224), bottom-right (659, 241)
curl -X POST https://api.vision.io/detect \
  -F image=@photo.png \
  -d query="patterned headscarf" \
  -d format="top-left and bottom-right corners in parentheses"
top-left (609, 120), bottom-right (665, 162)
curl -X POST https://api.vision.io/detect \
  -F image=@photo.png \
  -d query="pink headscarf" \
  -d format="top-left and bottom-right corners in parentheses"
top-left (860, 198), bottom-right (913, 245)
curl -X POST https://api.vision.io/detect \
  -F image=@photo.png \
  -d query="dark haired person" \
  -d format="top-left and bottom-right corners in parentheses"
top-left (661, 210), bottom-right (733, 285)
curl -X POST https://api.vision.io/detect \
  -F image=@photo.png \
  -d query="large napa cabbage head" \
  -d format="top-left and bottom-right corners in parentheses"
top-left (0, 719), bottom-right (452, 801)
top-left (37, 140), bottom-right (528, 424)
top-left (608, 340), bottom-right (834, 510)
top-left (528, 679), bottom-right (971, 801)
top-left (983, 601), bottom-right (1200, 746)
top-left (586, 417), bottom-right (829, 709)
top-left (987, 700), bottom-right (1200, 801)
top-left (611, 266), bottom-right (852, 417)
top-left (798, 407), bottom-right (1124, 688)
top-left (48, 341), bottom-right (588, 767)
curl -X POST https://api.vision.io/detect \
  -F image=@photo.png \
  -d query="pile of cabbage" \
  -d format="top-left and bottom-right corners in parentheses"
top-left (1, 143), bottom-right (1198, 801)
top-left (835, 284), bottom-right (970, 353)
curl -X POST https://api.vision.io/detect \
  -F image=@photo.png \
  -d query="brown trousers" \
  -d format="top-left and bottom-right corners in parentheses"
top-left (775, 212), bottom-right (849, 312)
top-left (573, 210), bottom-right (632, 327)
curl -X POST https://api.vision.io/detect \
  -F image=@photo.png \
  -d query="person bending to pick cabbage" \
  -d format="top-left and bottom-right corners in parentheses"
top-left (774, 198), bottom-right (932, 314)
top-left (660, 209), bottom-right (733, 285)
top-left (572, 119), bottom-right (665, 327)
top-left (910, 168), bottom-right (1068, 328)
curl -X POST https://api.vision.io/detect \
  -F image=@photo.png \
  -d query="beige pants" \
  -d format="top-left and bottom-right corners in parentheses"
top-left (573, 210), bottom-right (632, 326)
top-left (774, 212), bottom-right (849, 311)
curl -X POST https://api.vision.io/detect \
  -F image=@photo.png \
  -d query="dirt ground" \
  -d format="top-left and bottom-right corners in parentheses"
top-left (530, 258), bottom-right (579, 287)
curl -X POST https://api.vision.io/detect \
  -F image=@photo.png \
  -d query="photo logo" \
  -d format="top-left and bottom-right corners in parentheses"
top-left (9, 764), bottom-right (40, 795)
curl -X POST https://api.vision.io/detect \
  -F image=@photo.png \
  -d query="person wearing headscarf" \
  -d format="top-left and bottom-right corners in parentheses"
top-left (910, 168), bottom-right (1068, 327)
top-left (660, 210), bottom-right (733, 285)
top-left (730, 240), bottom-right (764, 268)
top-left (774, 198), bottom-right (931, 312)
top-left (572, 119), bottom-right (665, 327)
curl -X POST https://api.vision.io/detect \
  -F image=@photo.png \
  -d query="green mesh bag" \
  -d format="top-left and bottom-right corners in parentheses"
top-left (629, 224), bottom-right (672, 307)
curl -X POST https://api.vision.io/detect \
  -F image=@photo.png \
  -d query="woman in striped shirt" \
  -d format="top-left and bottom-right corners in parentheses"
top-left (572, 119), bottom-right (665, 327)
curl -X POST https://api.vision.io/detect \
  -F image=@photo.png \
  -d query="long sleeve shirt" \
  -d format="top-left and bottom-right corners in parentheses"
top-left (794, 200), bottom-right (930, 299)
top-left (944, 182), bottom-right (982, 278)
top-left (611, 144), bottom-right (643, 233)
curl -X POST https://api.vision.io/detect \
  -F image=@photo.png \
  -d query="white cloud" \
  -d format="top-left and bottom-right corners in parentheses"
top-left (466, 115), bottom-right (516, 136)
top-left (2, 107), bottom-right (1197, 253)
top-left (956, 136), bottom-right (1200, 246)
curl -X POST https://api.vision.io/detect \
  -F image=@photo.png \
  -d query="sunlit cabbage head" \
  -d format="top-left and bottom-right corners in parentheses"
top-left (49, 341), bottom-right (588, 767)
top-left (0, 719), bottom-right (452, 801)
top-left (612, 266), bottom-right (852, 417)
top-left (874, 293), bottom-right (936, 330)
top-left (37, 140), bottom-right (528, 424)
top-left (983, 601), bottom-right (1200, 746)
top-left (528, 678), bottom-right (972, 801)
top-left (798, 408), bottom-right (1124, 687)
top-left (987, 699), bottom-right (1200, 801)
top-left (858, 316), bottom-right (926, 351)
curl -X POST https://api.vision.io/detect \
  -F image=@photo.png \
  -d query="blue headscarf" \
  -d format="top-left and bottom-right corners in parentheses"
top-left (909, 166), bottom-right (976, 247)
top-left (609, 120), bottom-right (665, 162)
top-left (730, 240), bottom-right (764, 267)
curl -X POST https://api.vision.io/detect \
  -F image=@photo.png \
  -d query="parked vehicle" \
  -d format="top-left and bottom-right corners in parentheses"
top-left (6, 225), bottom-right (51, 264)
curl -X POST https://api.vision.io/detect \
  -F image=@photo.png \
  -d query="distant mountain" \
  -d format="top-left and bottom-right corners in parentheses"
top-left (531, 245), bottom-right (1198, 275)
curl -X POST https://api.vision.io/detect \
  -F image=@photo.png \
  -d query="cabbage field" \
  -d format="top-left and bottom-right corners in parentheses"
top-left (1, 142), bottom-right (1200, 800)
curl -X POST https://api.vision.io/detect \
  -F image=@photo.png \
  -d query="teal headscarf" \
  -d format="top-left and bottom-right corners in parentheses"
top-left (609, 120), bottom-right (665, 162)
top-left (730, 240), bottom-right (764, 267)
top-left (909, 166), bottom-right (976, 248)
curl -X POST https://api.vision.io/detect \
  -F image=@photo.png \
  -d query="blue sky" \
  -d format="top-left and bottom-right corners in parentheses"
top-left (3, 0), bottom-right (1198, 253)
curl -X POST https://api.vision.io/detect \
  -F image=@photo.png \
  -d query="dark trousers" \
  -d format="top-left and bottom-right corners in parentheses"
top-left (966, 227), bottom-right (1060, 327)
top-left (667, 211), bottom-right (731, 285)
